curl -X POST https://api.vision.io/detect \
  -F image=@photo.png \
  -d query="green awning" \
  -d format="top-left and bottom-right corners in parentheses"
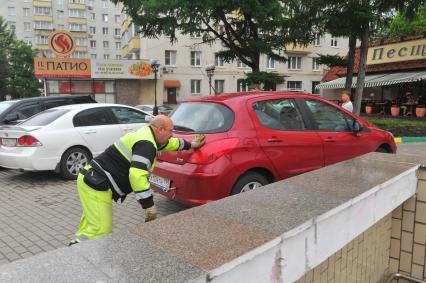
top-left (317, 70), bottom-right (426, 89)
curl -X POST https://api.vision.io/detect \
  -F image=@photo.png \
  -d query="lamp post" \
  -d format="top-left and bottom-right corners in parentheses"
top-left (150, 59), bottom-right (160, 116)
top-left (205, 64), bottom-right (216, 95)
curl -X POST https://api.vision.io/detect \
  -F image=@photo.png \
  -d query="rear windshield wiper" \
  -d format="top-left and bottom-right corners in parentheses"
top-left (173, 124), bottom-right (195, 132)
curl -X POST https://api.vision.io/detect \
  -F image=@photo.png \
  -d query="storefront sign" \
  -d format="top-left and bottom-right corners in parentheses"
top-left (91, 59), bottom-right (155, 79)
top-left (34, 57), bottom-right (91, 78)
top-left (367, 39), bottom-right (426, 65)
top-left (48, 30), bottom-right (76, 57)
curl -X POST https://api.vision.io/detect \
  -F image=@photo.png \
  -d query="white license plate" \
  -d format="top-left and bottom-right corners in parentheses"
top-left (1, 138), bottom-right (16, 147)
top-left (149, 174), bottom-right (171, 192)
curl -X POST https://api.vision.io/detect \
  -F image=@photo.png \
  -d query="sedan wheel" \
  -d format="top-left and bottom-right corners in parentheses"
top-left (231, 172), bottom-right (269, 195)
top-left (60, 147), bottom-right (91, 180)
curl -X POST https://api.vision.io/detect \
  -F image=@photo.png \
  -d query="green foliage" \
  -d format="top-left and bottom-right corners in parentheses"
top-left (388, 3), bottom-right (426, 36)
top-left (315, 54), bottom-right (348, 68)
top-left (242, 72), bottom-right (284, 91)
top-left (366, 118), bottom-right (426, 128)
top-left (113, 0), bottom-right (321, 73)
top-left (0, 16), bottom-right (41, 100)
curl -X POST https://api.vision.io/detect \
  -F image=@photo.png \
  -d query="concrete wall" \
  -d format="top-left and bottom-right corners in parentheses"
top-left (389, 169), bottom-right (426, 282)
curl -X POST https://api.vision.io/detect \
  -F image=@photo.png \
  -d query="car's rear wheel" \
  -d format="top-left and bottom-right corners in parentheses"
top-left (60, 147), bottom-right (91, 180)
top-left (376, 146), bottom-right (390, 153)
top-left (231, 172), bottom-right (269, 195)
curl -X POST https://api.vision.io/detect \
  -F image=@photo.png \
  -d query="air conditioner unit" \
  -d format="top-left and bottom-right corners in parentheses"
top-left (88, 6), bottom-right (93, 10)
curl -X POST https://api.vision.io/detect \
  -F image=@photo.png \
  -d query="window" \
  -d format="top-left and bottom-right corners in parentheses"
top-left (69, 0), bottom-right (85, 3)
top-left (69, 23), bottom-right (86, 32)
top-left (191, 79), bottom-right (201, 95)
top-left (71, 51), bottom-right (88, 58)
top-left (252, 99), bottom-right (306, 131)
top-left (23, 8), bottom-right (30, 17)
top-left (74, 108), bottom-right (116, 127)
top-left (35, 21), bottom-right (53, 30)
top-left (237, 81), bottom-right (248, 92)
top-left (90, 13), bottom-right (95, 20)
top-left (36, 35), bottom-right (48, 45)
top-left (287, 81), bottom-right (302, 90)
top-left (102, 0), bottom-right (108, 8)
top-left (215, 55), bottom-right (224, 67)
top-left (8, 21), bottom-right (16, 30)
top-left (114, 28), bottom-right (121, 36)
top-left (311, 81), bottom-right (320, 95)
top-left (20, 109), bottom-right (70, 127)
top-left (23, 38), bottom-right (32, 46)
top-left (103, 41), bottom-right (109, 48)
top-left (305, 99), bottom-right (354, 132)
top-left (312, 57), bottom-right (320, 71)
top-left (115, 15), bottom-right (121, 23)
top-left (288, 56), bottom-right (302, 70)
top-left (8, 7), bottom-right (16, 16)
top-left (266, 55), bottom-right (275, 69)
top-left (112, 107), bottom-right (146, 124)
top-left (58, 24), bottom-right (65, 29)
top-left (24, 22), bottom-right (31, 32)
top-left (75, 37), bottom-right (87, 46)
top-left (90, 40), bottom-right (96, 48)
top-left (104, 54), bottom-right (110, 59)
top-left (102, 27), bottom-right (108, 35)
top-left (7, 103), bottom-right (41, 121)
top-left (116, 55), bottom-right (121, 60)
top-left (34, 7), bottom-right (51, 16)
top-left (57, 0), bottom-right (64, 4)
top-left (190, 51), bottom-right (201, 66)
top-left (89, 26), bottom-right (96, 34)
top-left (331, 37), bottom-right (338, 47)
top-left (102, 14), bottom-right (108, 22)
top-left (313, 35), bottom-right (321, 46)
top-left (165, 50), bottom-right (177, 66)
top-left (69, 9), bottom-right (85, 17)
top-left (91, 54), bottom-right (97, 59)
top-left (214, 80), bottom-right (224, 94)
top-left (237, 59), bottom-right (247, 68)
top-left (115, 42), bottom-right (121, 49)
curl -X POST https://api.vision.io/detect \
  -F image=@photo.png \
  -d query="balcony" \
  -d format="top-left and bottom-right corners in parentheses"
top-left (68, 17), bottom-right (87, 24)
top-left (68, 3), bottom-right (86, 10)
top-left (34, 44), bottom-right (49, 50)
top-left (285, 43), bottom-right (313, 53)
top-left (121, 17), bottom-right (131, 32)
top-left (34, 16), bottom-right (53, 22)
top-left (33, 1), bottom-right (52, 7)
top-left (122, 36), bottom-right (140, 57)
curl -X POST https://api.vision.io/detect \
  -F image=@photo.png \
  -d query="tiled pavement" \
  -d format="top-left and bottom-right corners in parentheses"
top-left (0, 167), bottom-right (188, 265)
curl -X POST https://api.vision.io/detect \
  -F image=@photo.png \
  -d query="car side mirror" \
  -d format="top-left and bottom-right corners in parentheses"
top-left (353, 120), bottom-right (362, 136)
top-left (4, 113), bottom-right (19, 123)
top-left (145, 115), bottom-right (153, 123)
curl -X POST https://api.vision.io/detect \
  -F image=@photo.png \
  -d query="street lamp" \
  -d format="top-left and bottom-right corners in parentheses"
top-left (205, 64), bottom-right (216, 95)
top-left (150, 59), bottom-right (160, 116)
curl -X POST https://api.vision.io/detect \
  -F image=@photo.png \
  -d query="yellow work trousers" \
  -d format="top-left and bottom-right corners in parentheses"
top-left (75, 173), bottom-right (113, 240)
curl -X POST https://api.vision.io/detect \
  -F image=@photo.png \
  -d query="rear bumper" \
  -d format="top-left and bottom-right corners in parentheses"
top-left (151, 159), bottom-right (234, 206)
top-left (0, 147), bottom-right (59, 171)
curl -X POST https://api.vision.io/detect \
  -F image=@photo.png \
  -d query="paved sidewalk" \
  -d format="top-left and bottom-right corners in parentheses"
top-left (0, 168), bottom-right (188, 265)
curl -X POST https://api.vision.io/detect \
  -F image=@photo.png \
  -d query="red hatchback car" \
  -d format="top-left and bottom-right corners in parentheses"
top-left (150, 92), bottom-right (396, 206)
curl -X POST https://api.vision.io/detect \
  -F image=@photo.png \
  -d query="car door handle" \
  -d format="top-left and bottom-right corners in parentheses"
top-left (84, 130), bottom-right (97, 134)
top-left (324, 138), bottom-right (336, 142)
top-left (267, 138), bottom-right (283, 143)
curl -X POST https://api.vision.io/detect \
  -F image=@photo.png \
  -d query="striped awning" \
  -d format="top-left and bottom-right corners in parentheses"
top-left (317, 70), bottom-right (426, 89)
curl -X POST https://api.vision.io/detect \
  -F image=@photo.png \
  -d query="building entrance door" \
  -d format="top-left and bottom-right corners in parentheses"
top-left (167, 88), bottom-right (177, 104)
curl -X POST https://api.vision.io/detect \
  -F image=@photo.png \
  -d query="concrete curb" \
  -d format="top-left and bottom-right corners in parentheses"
top-left (394, 137), bottom-right (426, 143)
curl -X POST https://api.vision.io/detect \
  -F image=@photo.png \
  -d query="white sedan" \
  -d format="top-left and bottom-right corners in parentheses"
top-left (0, 103), bottom-right (152, 179)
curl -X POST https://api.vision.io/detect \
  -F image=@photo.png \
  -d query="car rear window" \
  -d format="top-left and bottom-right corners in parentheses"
top-left (19, 109), bottom-right (70, 126)
top-left (171, 102), bottom-right (234, 133)
top-left (0, 101), bottom-right (17, 115)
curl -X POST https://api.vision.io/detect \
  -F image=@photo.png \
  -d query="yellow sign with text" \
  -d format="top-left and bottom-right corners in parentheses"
top-left (367, 39), bottom-right (426, 65)
top-left (34, 57), bottom-right (91, 78)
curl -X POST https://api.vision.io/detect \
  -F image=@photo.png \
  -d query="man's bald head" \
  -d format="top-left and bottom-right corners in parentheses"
top-left (150, 115), bottom-right (174, 144)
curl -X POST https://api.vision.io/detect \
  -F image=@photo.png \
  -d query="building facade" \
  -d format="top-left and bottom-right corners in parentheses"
top-left (0, 0), bottom-right (123, 60)
top-left (121, 18), bottom-right (349, 103)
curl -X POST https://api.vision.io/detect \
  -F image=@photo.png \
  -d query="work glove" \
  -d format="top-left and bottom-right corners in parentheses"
top-left (143, 206), bottom-right (157, 222)
top-left (191, 134), bottom-right (206, 149)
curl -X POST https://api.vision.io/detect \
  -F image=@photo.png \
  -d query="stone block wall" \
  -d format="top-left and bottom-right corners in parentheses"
top-left (295, 214), bottom-right (392, 283)
top-left (389, 168), bottom-right (426, 283)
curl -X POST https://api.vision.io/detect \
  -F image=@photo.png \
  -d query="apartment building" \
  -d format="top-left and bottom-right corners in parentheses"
top-left (0, 0), bottom-right (123, 59)
top-left (122, 19), bottom-right (349, 103)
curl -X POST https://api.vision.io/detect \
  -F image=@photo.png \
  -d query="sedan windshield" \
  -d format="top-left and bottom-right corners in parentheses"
top-left (19, 109), bottom-right (70, 126)
top-left (171, 102), bottom-right (234, 133)
top-left (0, 101), bottom-right (17, 115)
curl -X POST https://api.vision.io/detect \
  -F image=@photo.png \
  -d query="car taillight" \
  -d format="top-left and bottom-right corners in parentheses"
top-left (187, 138), bottom-right (239, 164)
top-left (16, 135), bottom-right (42, 147)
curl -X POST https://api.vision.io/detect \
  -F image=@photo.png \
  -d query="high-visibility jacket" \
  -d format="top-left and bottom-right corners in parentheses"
top-left (92, 126), bottom-right (191, 208)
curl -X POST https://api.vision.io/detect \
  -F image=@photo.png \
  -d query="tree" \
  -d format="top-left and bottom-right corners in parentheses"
top-left (387, 3), bottom-right (426, 36)
top-left (113, 0), bottom-right (321, 88)
top-left (0, 16), bottom-right (13, 101)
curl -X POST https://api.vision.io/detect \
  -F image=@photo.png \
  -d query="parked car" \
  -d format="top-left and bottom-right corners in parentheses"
top-left (135, 104), bottom-right (174, 116)
top-left (0, 103), bottom-right (152, 179)
top-left (150, 92), bottom-right (397, 206)
top-left (0, 95), bottom-right (97, 125)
